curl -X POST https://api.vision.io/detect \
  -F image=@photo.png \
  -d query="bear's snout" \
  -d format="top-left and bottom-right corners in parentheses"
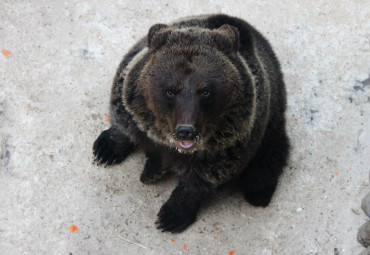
top-left (175, 124), bottom-right (198, 150)
top-left (175, 125), bottom-right (196, 141)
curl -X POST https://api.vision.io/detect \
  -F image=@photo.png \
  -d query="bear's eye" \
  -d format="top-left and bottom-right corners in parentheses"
top-left (201, 90), bottom-right (210, 98)
top-left (166, 89), bottom-right (175, 98)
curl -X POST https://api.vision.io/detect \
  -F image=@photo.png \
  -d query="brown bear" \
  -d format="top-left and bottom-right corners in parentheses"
top-left (93, 14), bottom-right (289, 233)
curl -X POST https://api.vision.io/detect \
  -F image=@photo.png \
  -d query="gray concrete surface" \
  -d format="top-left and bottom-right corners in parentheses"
top-left (0, 1), bottom-right (369, 254)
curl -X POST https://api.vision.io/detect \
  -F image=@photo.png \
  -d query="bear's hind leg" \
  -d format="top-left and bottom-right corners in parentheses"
top-left (140, 151), bottom-right (170, 184)
top-left (93, 127), bottom-right (134, 166)
top-left (239, 121), bottom-right (289, 207)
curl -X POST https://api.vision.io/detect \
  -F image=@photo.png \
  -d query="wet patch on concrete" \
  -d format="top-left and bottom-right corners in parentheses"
top-left (346, 74), bottom-right (370, 105)
top-left (80, 48), bottom-right (95, 60)
top-left (305, 109), bottom-right (319, 124)
top-left (0, 135), bottom-right (11, 170)
top-left (0, 101), bottom-right (5, 120)
top-left (354, 74), bottom-right (370, 92)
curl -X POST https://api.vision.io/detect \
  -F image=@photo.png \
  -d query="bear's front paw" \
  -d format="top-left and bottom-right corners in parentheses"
top-left (93, 129), bottom-right (133, 166)
top-left (156, 200), bottom-right (197, 233)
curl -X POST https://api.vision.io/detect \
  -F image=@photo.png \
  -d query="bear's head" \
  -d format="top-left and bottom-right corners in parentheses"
top-left (124, 24), bottom-right (253, 153)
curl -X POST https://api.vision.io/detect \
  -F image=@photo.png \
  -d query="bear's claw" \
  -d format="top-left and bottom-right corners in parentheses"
top-left (156, 200), bottom-right (196, 233)
top-left (93, 128), bottom-right (134, 166)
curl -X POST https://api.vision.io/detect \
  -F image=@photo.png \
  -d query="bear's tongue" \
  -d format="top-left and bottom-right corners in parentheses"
top-left (178, 141), bottom-right (194, 149)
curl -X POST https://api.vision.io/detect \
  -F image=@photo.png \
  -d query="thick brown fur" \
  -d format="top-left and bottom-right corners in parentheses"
top-left (93, 14), bottom-right (289, 233)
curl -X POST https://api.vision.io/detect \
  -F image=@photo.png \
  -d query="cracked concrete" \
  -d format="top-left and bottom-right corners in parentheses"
top-left (0, 0), bottom-right (369, 254)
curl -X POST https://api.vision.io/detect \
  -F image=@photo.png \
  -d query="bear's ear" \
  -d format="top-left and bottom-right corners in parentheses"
top-left (148, 23), bottom-right (172, 49)
top-left (211, 24), bottom-right (240, 53)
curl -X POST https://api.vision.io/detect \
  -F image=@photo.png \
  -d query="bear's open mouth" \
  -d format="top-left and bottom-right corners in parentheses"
top-left (178, 140), bottom-right (195, 149)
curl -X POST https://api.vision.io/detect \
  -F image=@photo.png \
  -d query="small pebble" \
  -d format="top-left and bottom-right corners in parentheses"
top-left (358, 221), bottom-right (370, 247)
top-left (353, 208), bottom-right (362, 215)
top-left (361, 192), bottom-right (370, 217)
top-left (360, 246), bottom-right (370, 255)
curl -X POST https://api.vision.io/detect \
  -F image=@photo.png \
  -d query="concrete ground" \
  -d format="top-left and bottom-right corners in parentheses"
top-left (0, 1), bottom-right (369, 254)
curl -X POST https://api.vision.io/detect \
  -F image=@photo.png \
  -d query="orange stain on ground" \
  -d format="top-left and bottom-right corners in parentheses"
top-left (2, 49), bottom-right (11, 56)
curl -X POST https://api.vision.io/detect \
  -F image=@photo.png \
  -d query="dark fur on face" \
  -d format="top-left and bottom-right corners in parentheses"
top-left (93, 14), bottom-right (289, 233)
top-left (124, 25), bottom-right (254, 153)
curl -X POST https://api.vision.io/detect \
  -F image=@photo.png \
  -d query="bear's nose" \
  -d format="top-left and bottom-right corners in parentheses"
top-left (175, 125), bottom-right (196, 140)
